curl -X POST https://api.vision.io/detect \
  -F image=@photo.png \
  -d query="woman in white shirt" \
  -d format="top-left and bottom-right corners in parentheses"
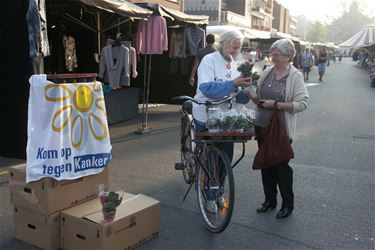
top-left (192, 30), bottom-right (252, 161)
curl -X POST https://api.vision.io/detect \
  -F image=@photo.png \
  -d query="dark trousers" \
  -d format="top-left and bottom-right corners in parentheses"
top-left (255, 126), bottom-right (294, 209)
top-left (261, 162), bottom-right (294, 209)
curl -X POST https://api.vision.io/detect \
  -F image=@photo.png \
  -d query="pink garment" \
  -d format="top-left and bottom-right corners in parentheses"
top-left (136, 15), bottom-right (168, 55)
top-left (130, 46), bottom-right (138, 78)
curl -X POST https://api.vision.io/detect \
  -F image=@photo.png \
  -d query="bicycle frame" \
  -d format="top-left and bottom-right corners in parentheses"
top-left (179, 109), bottom-right (251, 202)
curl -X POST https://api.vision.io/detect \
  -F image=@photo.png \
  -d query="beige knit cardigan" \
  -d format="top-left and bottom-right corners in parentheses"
top-left (256, 65), bottom-right (309, 140)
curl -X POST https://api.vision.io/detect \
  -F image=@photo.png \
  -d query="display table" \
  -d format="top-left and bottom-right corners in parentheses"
top-left (104, 87), bottom-right (139, 125)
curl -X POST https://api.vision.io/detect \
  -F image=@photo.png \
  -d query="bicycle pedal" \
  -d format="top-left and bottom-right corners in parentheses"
top-left (174, 162), bottom-right (186, 170)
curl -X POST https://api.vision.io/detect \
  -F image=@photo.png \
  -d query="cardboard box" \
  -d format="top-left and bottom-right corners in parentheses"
top-left (13, 205), bottom-right (60, 250)
top-left (9, 164), bottom-right (109, 215)
top-left (61, 192), bottom-right (160, 250)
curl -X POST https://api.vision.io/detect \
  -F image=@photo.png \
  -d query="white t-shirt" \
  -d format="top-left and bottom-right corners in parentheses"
top-left (193, 51), bottom-right (240, 122)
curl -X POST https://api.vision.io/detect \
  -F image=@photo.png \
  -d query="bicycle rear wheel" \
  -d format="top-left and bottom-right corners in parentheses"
top-left (195, 145), bottom-right (234, 233)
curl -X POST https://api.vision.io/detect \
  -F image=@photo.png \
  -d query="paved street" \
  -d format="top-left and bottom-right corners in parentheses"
top-left (1, 58), bottom-right (374, 249)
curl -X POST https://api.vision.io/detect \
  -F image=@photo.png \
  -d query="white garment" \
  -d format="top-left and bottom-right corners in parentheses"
top-left (38, 0), bottom-right (50, 56)
top-left (27, 74), bottom-right (111, 182)
top-left (192, 51), bottom-right (240, 122)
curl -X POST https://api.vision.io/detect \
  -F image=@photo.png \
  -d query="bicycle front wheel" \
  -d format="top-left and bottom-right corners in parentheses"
top-left (195, 145), bottom-right (234, 233)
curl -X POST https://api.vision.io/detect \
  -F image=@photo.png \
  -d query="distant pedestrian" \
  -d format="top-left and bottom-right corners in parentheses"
top-left (317, 47), bottom-right (328, 81)
top-left (189, 34), bottom-right (216, 86)
top-left (301, 48), bottom-right (313, 81)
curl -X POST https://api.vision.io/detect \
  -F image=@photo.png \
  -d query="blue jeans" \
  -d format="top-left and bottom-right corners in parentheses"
top-left (318, 62), bottom-right (326, 73)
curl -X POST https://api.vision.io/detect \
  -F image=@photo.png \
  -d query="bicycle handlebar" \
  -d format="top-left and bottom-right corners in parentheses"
top-left (171, 95), bottom-right (234, 106)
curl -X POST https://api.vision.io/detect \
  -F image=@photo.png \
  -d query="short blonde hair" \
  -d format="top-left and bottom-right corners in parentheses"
top-left (219, 30), bottom-right (243, 49)
top-left (270, 39), bottom-right (296, 60)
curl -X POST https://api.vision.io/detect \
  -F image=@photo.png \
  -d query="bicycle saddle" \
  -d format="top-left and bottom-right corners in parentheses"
top-left (182, 100), bottom-right (193, 114)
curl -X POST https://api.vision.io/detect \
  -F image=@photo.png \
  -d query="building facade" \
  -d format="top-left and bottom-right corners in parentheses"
top-left (127, 0), bottom-right (181, 11)
top-left (250, 0), bottom-right (273, 31)
top-left (184, 0), bottom-right (298, 38)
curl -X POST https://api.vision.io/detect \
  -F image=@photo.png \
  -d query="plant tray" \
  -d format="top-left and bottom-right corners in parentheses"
top-left (196, 130), bottom-right (254, 141)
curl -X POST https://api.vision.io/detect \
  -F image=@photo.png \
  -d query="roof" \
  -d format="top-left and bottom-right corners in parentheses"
top-left (135, 3), bottom-right (209, 25)
top-left (79, 0), bottom-right (153, 19)
top-left (270, 31), bottom-right (300, 42)
top-left (207, 25), bottom-right (270, 39)
top-left (339, 24), bottom-right (375, 48)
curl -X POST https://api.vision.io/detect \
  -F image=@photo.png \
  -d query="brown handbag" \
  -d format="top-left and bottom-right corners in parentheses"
top-left (252, 102), bottom-right (294, 170)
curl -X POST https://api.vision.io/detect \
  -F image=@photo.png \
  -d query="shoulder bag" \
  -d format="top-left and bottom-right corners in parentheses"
top-left (252, 102), bottom-right (294, 170)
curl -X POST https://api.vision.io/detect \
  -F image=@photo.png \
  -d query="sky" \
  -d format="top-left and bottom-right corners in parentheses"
top-left (277, 0), bottom-right (375, 22)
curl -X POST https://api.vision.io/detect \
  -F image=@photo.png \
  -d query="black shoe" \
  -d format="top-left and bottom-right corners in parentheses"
top-left (256, 201), bottom-right (276, 213)
top-left (276, 207), bottom-right (293, 219)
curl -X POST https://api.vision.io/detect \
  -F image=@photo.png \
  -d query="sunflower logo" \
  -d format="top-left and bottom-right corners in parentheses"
top-left (45, 82), bottom-right (108, 148)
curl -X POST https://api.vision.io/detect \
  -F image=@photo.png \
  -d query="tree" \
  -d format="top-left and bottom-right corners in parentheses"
top-left (307, 21), bottom-right (327, 42)
top-left (327, 0), bottom-right (374, 43)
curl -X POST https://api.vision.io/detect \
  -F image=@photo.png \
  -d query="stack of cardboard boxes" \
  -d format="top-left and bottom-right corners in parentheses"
top-left (9, 164), bottom-right (160, 250)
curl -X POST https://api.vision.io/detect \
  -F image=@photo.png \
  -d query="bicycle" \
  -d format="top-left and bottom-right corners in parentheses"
top-left (173, 95), bottom-right (254, 233)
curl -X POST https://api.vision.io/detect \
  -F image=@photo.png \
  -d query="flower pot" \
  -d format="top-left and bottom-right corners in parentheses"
top-left (102, 209), bottom-right (116, 222)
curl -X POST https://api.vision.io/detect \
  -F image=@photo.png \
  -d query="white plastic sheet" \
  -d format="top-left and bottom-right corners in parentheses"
top-left (26, 75), bottom-right (111, 182)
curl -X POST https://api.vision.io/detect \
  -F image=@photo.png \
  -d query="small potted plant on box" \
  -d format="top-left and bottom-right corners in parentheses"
top-left (99, 186), bottom-right (123, 222)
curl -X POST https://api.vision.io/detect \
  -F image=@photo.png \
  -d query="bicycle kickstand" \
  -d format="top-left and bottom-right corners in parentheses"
top-left (182, 181), bottom-right (194, 202)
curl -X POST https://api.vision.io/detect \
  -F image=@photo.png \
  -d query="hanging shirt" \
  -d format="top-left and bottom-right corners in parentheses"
top-left (26, 0), bottom-right (40, 58)
top-left (169, 31), bottom-right (185, 58)
top-left (38, 0), bottom-right (50, 56)
top-left (62, 35), bottom-right (78, 72)
top-left (136, 15), bottom-right (168, 55)
top-left (184, 26), bottom-right (205, 56)
top-left (99, 45), bottom-right (130, 89)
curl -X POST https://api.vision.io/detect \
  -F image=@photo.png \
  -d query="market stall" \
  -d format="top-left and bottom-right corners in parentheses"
top-left (44, 0), bottom-right (153, 125)
top-left (339, 24), bottom-right (375, 56)
top-left (130, 2), bottom-right (209, 133)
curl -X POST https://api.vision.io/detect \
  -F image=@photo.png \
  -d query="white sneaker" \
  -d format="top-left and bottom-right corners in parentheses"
top-left (217, 196), bottom-right (226, 209)
top-left (206, 200), bottom-right (218, 214)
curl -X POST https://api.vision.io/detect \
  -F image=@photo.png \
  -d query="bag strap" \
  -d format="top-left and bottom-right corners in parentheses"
top-left (273, 101), bottom-right (280, 112)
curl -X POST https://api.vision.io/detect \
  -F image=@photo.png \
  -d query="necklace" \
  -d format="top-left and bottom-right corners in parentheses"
top-left (269, 67), bottom-right (290, 87)
top-left (268, 70), bottom-right (276, 88)
top-left (220, 52), bottom-right (232, 70)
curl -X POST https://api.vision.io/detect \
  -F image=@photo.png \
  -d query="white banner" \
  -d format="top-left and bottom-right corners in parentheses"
top-left (26, 75), bottom-right (112, 182)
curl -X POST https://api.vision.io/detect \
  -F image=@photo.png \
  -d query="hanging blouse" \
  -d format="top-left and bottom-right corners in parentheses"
top-left (169, 31), bottom-right (185, 58)
top-left (183, 26), bottom-right (205, 56)
top-left (62, 35), bottom-right (78, 72)
top-left (38, 0), bottom-right (50, 56)
top-left (26, 0), bottom-right (40, 58)
top-left (136, 15), bottom-right (168, 55)
top-left (99, 45), bottom-right (130, 89)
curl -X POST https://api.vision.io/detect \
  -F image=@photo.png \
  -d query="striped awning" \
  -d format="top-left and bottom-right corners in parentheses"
top-left (339, 24), bottom-right (375, 48)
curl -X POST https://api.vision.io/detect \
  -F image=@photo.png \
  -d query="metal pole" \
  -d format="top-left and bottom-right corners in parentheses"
top-left (135, 54), bottom-right (152, 134)
top-left (144, 54), bottom-right (152, 127)
top-left (303, 17), bottom-right (307, 41)
top-left (97, 11), bottom-right (101, 55)
top-left (142, 54), bottom-right (147, 118)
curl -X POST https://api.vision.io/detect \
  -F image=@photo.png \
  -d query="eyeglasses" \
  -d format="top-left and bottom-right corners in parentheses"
top-left (270, 52), bottom-right (288, 58)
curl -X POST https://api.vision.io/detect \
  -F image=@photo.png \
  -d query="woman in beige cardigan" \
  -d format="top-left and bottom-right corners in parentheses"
top-left (248, 39), bottom-right (309, 219)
